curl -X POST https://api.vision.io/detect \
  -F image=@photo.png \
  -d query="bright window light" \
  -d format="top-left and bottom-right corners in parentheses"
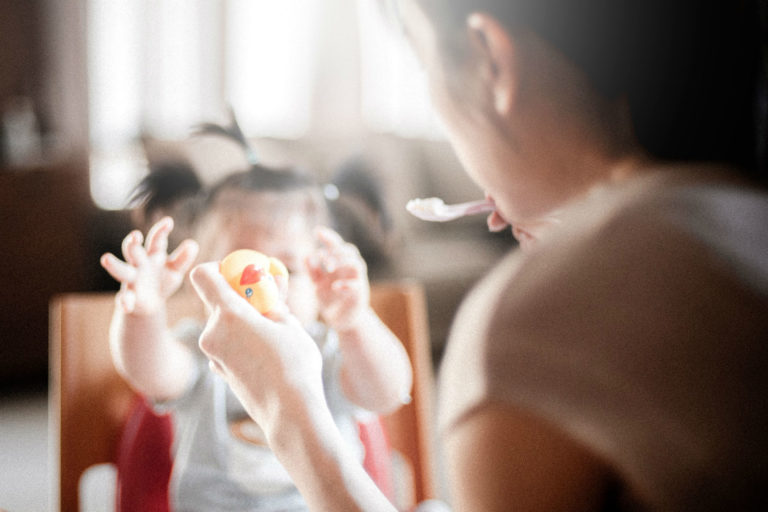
top-left (87, 0), bottom-right (143, 148)
top-left (225, 0), bottom-right (319, 139)
top-left (140, 0), bottom-right (210, 137)
top-left (86, 0), bottom-right (436, 210)
top-left (357, 0), bottom-right (444, 139)
top-left (88, 0), bottom-right (319, 209)
top-left (87, 0), bottom-right (147, 210)
top-left (89, 144), bottom-right (148, 211)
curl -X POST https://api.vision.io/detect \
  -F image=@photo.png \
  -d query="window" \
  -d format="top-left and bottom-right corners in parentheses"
top-left (357, 0), bottom-right (443, 139)
top-left (225, 0), bottom-right (320, 138)
top-left (86, 0), bottom-right (440, 210)
top-left (87, 1), bottom-right (321, 209)
top-left (87, 0), bottom-right (222, 209)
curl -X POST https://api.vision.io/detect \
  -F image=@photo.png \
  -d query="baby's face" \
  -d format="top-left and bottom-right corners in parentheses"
top-left (198, 203), bottom-right (321, 326)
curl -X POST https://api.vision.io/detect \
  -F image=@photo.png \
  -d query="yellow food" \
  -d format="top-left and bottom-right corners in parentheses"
top-left (219, 249), bottom-right (288, 313)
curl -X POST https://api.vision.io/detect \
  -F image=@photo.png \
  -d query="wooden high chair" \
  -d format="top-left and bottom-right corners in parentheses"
top-left (50, 281), bottom-right (436, 511)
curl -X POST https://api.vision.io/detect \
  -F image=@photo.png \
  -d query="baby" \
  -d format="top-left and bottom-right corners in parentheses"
top-left (100, 157), bottom-right (413, 510)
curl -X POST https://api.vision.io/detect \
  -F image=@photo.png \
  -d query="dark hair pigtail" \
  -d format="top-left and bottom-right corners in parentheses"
top-left (129, 160), bottom-right (203, 218)
top-left (128, 160), bottom-right (204, 247)
top-left (193, 106), bottom-right (259, 166)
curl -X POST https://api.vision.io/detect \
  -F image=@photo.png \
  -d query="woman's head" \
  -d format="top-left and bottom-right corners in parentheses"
top-left (391, 0), bottom-right (765, 224)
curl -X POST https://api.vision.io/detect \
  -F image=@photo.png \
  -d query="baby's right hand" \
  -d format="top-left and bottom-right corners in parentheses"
top-left (100, 217), bottom-right (199, 315)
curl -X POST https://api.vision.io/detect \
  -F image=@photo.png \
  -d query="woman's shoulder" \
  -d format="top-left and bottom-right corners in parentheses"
top-left (440, 165), bottom-right (768, 428)
top-left (439, 168), bottom-right (768, 509)
top-left (580, 165), bottom-right (768, 289)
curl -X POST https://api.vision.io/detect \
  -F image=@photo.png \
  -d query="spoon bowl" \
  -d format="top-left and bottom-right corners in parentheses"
top-left (406, 197), bottom-right (495, 222)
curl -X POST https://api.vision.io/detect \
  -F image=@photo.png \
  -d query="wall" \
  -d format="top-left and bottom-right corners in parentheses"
top-left (0, 0), bottom-right (43, 105)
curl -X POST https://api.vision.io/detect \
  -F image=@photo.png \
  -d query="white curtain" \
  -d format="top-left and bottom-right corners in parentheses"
top-left (84, 0), bottom-right (440, 209)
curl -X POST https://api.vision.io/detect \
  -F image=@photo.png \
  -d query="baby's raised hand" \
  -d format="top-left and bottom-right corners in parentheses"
top-left (307, 226), bottom-right (370, 332)
top-left (100, 217), bottom-right (199, 315)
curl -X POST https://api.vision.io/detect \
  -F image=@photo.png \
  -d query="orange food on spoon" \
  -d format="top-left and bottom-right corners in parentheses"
top-left (219, 249), bottom-right (288, 313)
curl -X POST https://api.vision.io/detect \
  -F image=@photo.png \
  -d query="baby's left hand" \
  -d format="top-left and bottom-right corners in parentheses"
top-left (307, 226), bottom-right (370, 332)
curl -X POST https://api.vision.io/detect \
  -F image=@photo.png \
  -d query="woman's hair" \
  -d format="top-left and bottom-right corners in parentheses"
top-left (415, 0), bottom-right (768, 182)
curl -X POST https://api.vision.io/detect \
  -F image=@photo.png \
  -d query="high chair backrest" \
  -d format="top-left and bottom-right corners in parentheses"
top-left (50, 280), bottom-right (436, 512)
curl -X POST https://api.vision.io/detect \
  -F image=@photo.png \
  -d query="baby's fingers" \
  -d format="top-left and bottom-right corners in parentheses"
top-left (100, 253), bottom-right (138, 284)
top-left (145, 217), bottom-right (173, 256)
top-left (331, 278), bottom-right (362, 294)
top-left (117, 288), bottom-right (137, 314)
top-left (167, 239), bottom-right (200, 274)
top-left (121, 230), bottom-right (147, 267)
top-left (314, 225), bottom-right (346, 249)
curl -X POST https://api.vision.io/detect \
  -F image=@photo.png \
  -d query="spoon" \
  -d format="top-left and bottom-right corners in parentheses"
top-left (406, 197), bottom-right (495, 222)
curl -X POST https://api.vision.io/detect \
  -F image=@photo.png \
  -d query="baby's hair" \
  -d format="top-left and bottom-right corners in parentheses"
top-left (128, 160), bottom-right (205, 248)
top-left (205, 164), bottom-right (319, 208)
top-left (193, 109), bottom-right (325, 218)
top-left (194, 106), bottom-right (259, 166)
top-left (194, 111), bottom-right (397, 269)
top-left (131, 111), bottom-right (396, 270)
top-left (129, 160), bottom-right (203, 218)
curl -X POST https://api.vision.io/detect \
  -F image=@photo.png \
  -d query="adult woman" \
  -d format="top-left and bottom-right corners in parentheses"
top-left (190, 0), bottom-right (768, 510)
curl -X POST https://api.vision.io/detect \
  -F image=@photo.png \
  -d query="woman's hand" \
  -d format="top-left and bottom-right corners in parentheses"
top-left (307, 226), bottom-right (370, 333)
top-left (191, 261), bottom-right (396, 511)
top-left (100, 217), bottom-right (199, 315)
top-left (190, 262), bottom-right (325, 431)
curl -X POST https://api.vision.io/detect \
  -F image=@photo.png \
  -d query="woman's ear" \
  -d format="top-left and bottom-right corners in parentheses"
top-left (467, 13), bottom-right (518, 116)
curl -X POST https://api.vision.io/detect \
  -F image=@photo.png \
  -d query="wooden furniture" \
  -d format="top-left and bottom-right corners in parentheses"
top-left (50, 281), bottom-right (436, 511)
top-left (0, 164), bottom-right (91, 386)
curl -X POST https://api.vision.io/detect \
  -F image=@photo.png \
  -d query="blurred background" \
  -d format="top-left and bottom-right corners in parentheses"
top-left (0, 0), bottom-right (514, 509)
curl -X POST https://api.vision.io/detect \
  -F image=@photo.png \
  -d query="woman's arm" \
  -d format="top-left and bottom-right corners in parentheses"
top-left (267, 384), bottom-right (399, 512)
top-left (445, 403), bottom-right (613, 512)
top-left (190, 262), bottom-right (397, 512)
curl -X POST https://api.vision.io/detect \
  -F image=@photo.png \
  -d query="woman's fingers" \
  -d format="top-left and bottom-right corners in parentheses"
top-left (145, 216), bottom-right (173, 256)
top-left (100, 253), bottom-right (138, 283)
top-left (190, 262), bottom-right (251, 313)
top-left (263, 300), bottom-right (303, 329)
